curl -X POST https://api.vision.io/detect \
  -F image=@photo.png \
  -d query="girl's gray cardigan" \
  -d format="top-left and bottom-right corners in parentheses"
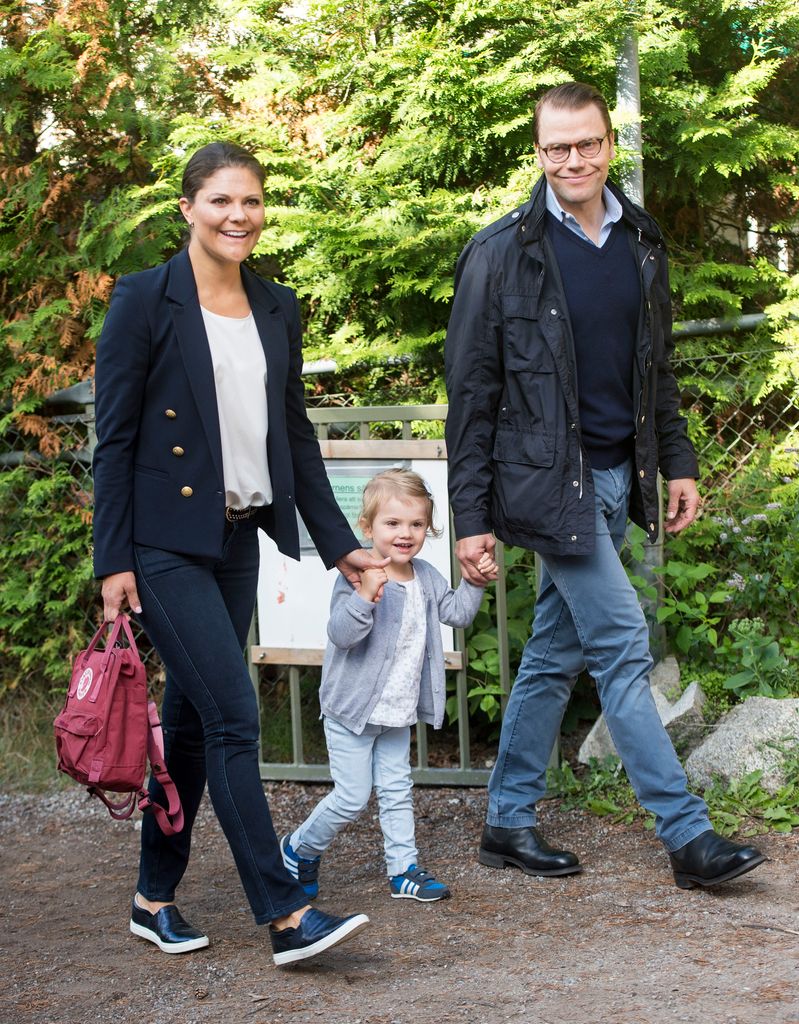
top-left (319, 558), bottom-right (484, 735)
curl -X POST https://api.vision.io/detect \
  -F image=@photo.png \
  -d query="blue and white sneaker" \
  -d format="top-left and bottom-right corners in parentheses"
top-left (281, 834), bottom-right (321, 900)
top-left (389, 865), bottom-right (450, 902)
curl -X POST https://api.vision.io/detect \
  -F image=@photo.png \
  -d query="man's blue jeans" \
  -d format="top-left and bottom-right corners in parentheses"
top-left (133, 520), bottom-right (308, 924)
top-left (487, 461), bottom-right (712, 852)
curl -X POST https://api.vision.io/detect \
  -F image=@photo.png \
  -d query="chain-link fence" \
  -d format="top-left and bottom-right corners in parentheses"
top-left (673, 341), bottom-right (799, 496)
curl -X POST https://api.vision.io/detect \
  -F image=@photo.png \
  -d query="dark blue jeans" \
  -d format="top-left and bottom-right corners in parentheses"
top-left (133, 521), bottom-right (307, 924)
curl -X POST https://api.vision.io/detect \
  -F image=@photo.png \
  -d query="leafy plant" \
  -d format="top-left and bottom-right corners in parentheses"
top-left (671, 475), bottom-right (799, 640)
top-left (449, 545), bottom-right (535, 726)
top-left (547, 755), bottom-right (651, 827)
top-left (720, 618), bottom-right (794, 699)
top-left (677, 666), bottom-right (736, 722)
top-left (547, 744), bottom-right (799, 838)
top-left (0, 461), bottom-right (96, 694)
top-left (700, 746), bottom-right (799, 837)
top-left (627, 528), bottom-right (729, 656)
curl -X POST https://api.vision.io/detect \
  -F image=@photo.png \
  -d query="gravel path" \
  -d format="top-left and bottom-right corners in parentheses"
top-left (1, 783), bottom-right (797, 1024)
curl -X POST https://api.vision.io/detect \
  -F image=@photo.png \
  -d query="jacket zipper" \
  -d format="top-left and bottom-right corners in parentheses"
top-left (634, 232), bottom-right (654, 432)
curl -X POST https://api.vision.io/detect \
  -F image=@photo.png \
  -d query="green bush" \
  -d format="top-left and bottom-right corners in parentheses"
top-left (0, 461), bottom-right (96, 695)
top-left (719, 618), bottom-right (797, 700)
top-left (678, 666), bottom-right (736, 722)
top-left (631, 465), bottom-right (799, 701)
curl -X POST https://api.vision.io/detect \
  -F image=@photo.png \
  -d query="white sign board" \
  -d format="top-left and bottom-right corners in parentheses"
top-left (257, 459), bottom-right (454, 652)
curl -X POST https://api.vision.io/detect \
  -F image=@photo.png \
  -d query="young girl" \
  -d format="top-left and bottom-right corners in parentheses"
top-left (282, 468), bottom-right (496, 902)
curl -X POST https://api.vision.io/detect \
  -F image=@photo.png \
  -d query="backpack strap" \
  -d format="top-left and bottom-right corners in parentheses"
top-left (136, 701), bottom-right (184, 837)
top-left (69, 617), bottom-right (125, 699)
top-left (116, 614), bottom-right (141, 659)
top-left (88, 788), bottom-right (137, 820)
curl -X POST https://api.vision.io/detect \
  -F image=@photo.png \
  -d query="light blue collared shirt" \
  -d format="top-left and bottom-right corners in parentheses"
top-left (545, 184), bottom-right (622, 248)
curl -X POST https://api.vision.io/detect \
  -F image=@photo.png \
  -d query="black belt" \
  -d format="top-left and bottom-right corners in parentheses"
top-left (225, 505), bottom-right (258, 522)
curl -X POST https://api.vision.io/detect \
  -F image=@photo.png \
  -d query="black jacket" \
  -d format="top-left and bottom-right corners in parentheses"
top-left (92, 248), bottom-right (358, 577)
top-left (444, 175), bottom-right (699, 556)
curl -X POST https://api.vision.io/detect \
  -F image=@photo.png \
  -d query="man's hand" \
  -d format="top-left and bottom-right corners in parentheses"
top-left (101, 571), bottom-right (142, 621)
top-left (455, 533), bottom-right (497, 585)
top-left (664, 478), bottom-right (701, 534)
top-left (335, 548), bottom-right (391, 589)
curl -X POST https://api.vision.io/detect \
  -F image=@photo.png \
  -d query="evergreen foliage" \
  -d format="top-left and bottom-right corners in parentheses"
top-left (3, 0), bottom-right (798, 401)
top-left (1, 0), bottom-right (799, 698)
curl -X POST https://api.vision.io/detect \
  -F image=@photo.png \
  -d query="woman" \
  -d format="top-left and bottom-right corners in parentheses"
top-left (93, 142), bottom-right (383, 966)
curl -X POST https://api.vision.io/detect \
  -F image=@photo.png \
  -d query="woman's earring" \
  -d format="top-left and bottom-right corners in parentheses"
top-left (189, 221), bottom-right (195, 228)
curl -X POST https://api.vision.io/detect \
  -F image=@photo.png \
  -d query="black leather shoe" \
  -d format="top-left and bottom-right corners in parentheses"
top-left (270, 907), bottom-right (369, 966)
top-left (669, 829), bottom-right (765, 889)
top-left (478, 824), bottom-right (582, 876)
top-left (129, 897), bottom-right (209, 953)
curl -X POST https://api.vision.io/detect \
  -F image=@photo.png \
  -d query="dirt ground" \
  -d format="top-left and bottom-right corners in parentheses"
top-left (1, 782), bottom-right (797, 1024)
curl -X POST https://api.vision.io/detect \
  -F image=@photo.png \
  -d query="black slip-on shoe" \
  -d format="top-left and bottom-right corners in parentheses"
top-left (270, 907), bottom-right (369, 967)
top-left (478, 824), bottom-right (582, 876)
top-left (669, 830), bottom-right (766, 889)
top-left (129, 898), bottom-right (209, 953)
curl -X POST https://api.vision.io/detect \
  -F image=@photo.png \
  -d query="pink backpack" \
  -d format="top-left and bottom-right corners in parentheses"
top-left (54, 616), bottom-right (183, 835)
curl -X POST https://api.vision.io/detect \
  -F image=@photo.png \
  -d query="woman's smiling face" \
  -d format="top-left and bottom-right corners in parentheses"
top-left (179, 165), bottom-right (265, 266)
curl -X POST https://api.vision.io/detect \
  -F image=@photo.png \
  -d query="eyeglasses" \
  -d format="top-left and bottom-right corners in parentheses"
top-left (538, 133), bottom-right (610, 164)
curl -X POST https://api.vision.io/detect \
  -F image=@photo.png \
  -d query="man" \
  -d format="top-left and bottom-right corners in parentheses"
top-left (444, 81), bottom-right (764, 889)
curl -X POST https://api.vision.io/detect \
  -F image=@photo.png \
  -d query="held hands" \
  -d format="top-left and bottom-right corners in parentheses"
top-left (359, 565), bottom-right (389, 603)
top-left (664, 478), bottom-right (701, 534)
top-left (101, 571), bottom-right (142, 621)
top-left (334, 548), bottom-right (391, 591)
top-left (455, 534), bottom-right (499, 585)
top-left (475, 551), bottom-right (499, 583)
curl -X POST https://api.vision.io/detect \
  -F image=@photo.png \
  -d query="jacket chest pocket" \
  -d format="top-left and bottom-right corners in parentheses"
top-left (502, 294), bottom-right (556, 373)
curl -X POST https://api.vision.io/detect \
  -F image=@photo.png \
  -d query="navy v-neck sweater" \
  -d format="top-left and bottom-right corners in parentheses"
top-left (546, 212), bottom-right (641, 470)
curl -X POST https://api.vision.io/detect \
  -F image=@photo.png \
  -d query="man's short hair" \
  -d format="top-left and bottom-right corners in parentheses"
top-left (533, 82), bottom-right (613, 143)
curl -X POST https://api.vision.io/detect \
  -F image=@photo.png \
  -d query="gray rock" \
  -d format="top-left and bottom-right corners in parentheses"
top-left (685, 696), bottom-right (799, 793)
top-left (650, 655), bottom-right (681, 701)
top-left (577, 712), bottom-right (614, 764)
top-left (660, 681), bottom-right (707, 756)
top-left (578, 688), bottom-right (675, 764)
top-left (581, 675), bottom-right (704, 765)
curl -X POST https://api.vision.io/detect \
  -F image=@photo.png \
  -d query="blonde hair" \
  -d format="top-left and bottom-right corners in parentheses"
top-left (359, 468), bottom-right (443, 539)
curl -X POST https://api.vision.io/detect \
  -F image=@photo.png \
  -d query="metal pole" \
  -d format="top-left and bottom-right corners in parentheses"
top-left (617, 24), bottom-right (665, 656)
top-left (616, 26), bottom-right (644, 205)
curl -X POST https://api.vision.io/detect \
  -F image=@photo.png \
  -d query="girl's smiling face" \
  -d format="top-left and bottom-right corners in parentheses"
top-left (362, 495), bottom-right (429, 570)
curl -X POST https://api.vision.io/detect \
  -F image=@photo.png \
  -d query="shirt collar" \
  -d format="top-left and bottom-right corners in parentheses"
top-left (545, 183), bottom-right (622, 233)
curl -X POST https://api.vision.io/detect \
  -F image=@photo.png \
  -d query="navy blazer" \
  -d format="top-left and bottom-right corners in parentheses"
top-left (92, 248), bottom-right (358, 578)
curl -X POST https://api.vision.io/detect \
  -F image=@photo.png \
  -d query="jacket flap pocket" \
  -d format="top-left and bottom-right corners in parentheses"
top-left (502, 294), bottom-right (538, 319)
top-left (492, 429), bottom-right (555, 468)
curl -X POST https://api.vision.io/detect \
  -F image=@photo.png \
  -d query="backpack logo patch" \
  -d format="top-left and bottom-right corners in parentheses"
top-left (76, 668), bottom-right (93, 700)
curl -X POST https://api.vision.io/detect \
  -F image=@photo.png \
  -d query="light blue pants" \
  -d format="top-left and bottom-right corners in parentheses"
top-left (290, 717), bottom-right (417, 876)
top-left (487, 461), bottom-right (712, 852)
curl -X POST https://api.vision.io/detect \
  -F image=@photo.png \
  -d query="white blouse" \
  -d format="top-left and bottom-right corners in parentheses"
top-left (201, 307), bottom-right (273, 509)
top-left (368, 575), bottom-right (427, 729)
